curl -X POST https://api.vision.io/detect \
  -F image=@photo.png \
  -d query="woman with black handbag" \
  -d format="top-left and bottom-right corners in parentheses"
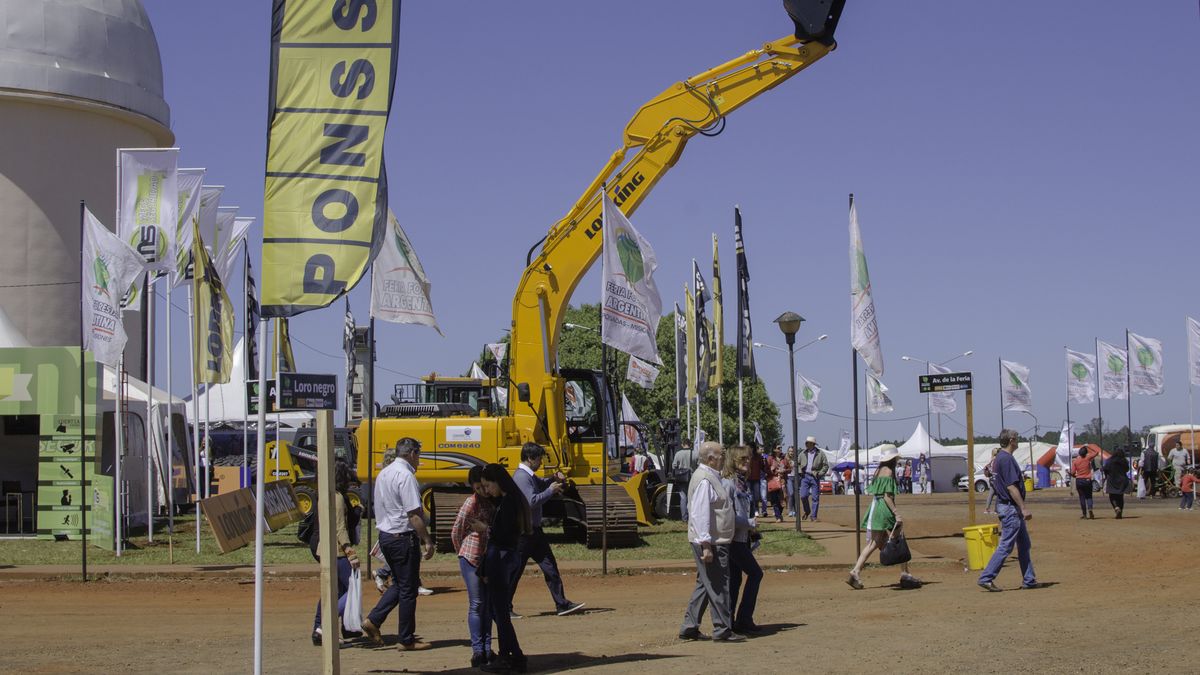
top-left (846, 446), bottom-right (922, 590)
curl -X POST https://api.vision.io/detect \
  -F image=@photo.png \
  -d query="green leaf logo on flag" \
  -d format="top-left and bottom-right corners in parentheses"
top-left (1107, 355), bottom-right (1124, 373)
top-left (1136, 346), bottom-right (1154, 368)
top-left (93, 257), bottom-right (111, 298)
top-left (802, 386), bottom-right (814, 401)
top-left (615, 228), bottom-right (645, 283)
top-left (854, 251), bottom-right (870, 293)
top-left (1008, 370), bottom-right (1022, 388)
top-left (1071, 362), bottom-right (1088, 381)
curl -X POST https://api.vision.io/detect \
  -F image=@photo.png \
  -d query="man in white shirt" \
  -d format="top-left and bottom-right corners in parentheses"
top-left (362, 437), bottom-right (435, 650)
top-left (678, 441), bottom-right (744, 643)
top-left (1167, 440), bottom-right (1191, 488)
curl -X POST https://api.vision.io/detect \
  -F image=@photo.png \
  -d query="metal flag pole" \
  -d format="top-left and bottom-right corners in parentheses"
top-left (852, 349), bottom-right (861, 556)
top-left (116, 352), bottom-right (124, 557)
top-left (78, 200), bottom-right (88, 580)
top-left (863, 368), bottom-right (870, 450)
top-left (366, 316), bottom-right (376, 577)
top-left (252, 317), bottom-right (268, 675)
top-left (717, 387), bottom-right (724, 445)
top-left (145, 273), bottom-right (155, 543)
top-left (166, 276), bottom-right (175, 561)
top-left (242, 241), bottom-right (250, 487)
top-left (738, 379), bottom-right (745, 446)
top-left (1095, 338), bottom-right (1104, 450)
top-left (601, 339), bottom-right (609, 576)
top-left (1065, 347), bottom-right (1072, 495)
top-left (188, 284), bottom-right (201, 552)
top-left (998, 358), bottom-right (1006, 432)
top-left (1125, 329), bottom-right (1133, 448)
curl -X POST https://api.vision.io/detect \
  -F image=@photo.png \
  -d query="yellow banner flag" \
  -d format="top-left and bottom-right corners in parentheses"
top-left (260, 0), bottom-right (401, 317)
top-left (685, 286), bottom-right (696, 400)
top-left (193, 223), bottom-right (234, 384)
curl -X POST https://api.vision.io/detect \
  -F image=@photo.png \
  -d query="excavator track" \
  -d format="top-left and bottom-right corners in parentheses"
top-left (430, 490), bottom-right (470, 554)
top-left (562, 484), bottom-right (642, 549)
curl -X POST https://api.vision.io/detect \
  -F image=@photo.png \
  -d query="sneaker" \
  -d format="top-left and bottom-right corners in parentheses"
top-left (788, 511), bottom-right (796, 517)
top-left (360, 618), bottom-right (384, 646)
top-left (397, 640), bottom-right (431, 651)
top-left (978, 581), bottom-right (1002, 592)
top-left (373, 570), bottom-right (389, 594)
top-left (417, 585), bottom-right (433, 596)
top-left (509, 610), bottom-right (524, 620)
top-left (899, 574), bottom-right (923, 589)
top-left (556, 601), bottom-right (586, 616)
top-left (713, 632), bottom-right (748, 643)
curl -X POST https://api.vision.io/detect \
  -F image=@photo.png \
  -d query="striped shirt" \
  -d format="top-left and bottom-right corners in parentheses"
top-left (450, 493), bottom-right (494, 567)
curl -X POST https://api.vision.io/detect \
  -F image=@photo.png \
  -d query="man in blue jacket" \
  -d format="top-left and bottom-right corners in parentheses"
top-left (511, 442), bottom-right (586, 616)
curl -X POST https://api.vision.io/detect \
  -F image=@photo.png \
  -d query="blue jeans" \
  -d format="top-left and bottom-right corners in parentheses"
top-left (787, 475), bottom-right (796, 512)
top-left (313, 556), bottom-right (352, 630)
top-left (979, 502), bottom-right (1036, 587)
top-left (484, 546), bottom-right (524, 659)
top-left (799, 474), bottom-right (821, 518)
top-left (748, 479), bottom-right (763, 516)
top-left (367, 531), bottom-right (421, 645)
top-left (459, 556), bottom-right (492, 655)
top-left (728, 540), bottom-right (762, 629)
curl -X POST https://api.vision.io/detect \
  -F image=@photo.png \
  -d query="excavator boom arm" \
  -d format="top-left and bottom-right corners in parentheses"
top-left (510, 7), bottom-right (843, 461)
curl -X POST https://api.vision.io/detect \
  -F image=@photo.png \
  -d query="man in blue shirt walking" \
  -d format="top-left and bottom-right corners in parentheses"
top-left (511, 443), bottom-right (586, 616)
top-left (978, 429), bottom-right (1038, 592)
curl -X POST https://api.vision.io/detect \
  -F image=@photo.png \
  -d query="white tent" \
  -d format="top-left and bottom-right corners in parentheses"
top-left (0, 306), bottom-right (30, 347)
top-left (185, 337), bottom-right (314, 429)
top-left (897, 422), bottom-right (957, 458)
top-left (943, 441), bottom-right (1058, 475)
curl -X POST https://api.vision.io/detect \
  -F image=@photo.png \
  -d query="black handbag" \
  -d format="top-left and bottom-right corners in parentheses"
top-left (879, 525), bottom-right (912, 566)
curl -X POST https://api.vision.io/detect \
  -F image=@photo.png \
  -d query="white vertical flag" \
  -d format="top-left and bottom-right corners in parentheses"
top-left (1128, 332), bottom-right (1164, 395)
top-left (795, 372), bottom-right (822, 422)
top-left (1066, 349), bottom-right (1097, 404)
top-left (83, 208), bottom-right (147, 366)
top-left (196, 186), bottom-right (224, 253)
top-left (216, 216), bottom-right (254, 282)
top-left (486, 343), bottom-right (507, 365)
top-left (753, 422), bottom-right (764, 447)
top-left (171, 168), bottom-right (206, 288)
top-left (1000, 360), bottom-right (1032, 413)
top-left (600, 193), bottom-right (663, 364)
top-left (370, 210), bottom-right (442, 334)
top-left (866, 372), bottom-right (893, 413)
top-left (849, 199), bottom-right (883, 376)
top-left (117, 148), bottom-right (178, 273)
top-left (928, 362), bottom-right (957, 413)
top-left (620, 393), bottom-right (642, 448)
top-left (626, 356), bottom-right (660, 389)
top-left (838, 430), bottom-right (852, 462)
top-left (1188, 317), bottom-right (1200, 386)
top-left (1097, 340), bottom-right (1128, 400)
top-left (1054, 421), bottom-right (1075, 470)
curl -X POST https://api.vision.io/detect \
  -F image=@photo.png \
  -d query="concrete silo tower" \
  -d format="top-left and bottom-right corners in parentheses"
top-left (0, 0), bottom-right (173, 376)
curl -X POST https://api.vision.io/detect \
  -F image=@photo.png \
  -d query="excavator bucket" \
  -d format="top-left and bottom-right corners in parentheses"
top-left (783, 0), bottom-right (845, 44)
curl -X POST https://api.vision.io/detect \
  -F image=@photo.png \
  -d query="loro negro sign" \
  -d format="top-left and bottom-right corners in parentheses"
top-left (278, 373), bottom-right (337, 410)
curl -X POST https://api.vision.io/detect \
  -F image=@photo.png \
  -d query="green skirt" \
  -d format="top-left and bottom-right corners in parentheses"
top-left (860, 496), bottom-right (896, 532)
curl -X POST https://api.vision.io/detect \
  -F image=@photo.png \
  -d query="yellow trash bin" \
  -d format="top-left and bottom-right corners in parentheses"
top-left (963, 524), bottom-right (1000, 571)
top-left (1024, 477), bottom-right (1035, 493)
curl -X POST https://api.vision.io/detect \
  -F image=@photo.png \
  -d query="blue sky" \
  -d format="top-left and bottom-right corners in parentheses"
top-left (143, 1), bottom-right (1200, 446)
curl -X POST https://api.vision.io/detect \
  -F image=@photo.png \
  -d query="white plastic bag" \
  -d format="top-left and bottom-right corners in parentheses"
top-left (1137, 476), bottom-right (1146, 500)
top-left (343, 569), bottom-right (363, 633)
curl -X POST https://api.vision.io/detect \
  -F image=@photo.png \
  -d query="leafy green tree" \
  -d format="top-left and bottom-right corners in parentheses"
top-left (556, 303), bottom-right (781, 449)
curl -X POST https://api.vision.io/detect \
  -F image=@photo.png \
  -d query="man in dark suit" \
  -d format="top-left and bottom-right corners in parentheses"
top-left (511, 443), bottom-right (585, 616)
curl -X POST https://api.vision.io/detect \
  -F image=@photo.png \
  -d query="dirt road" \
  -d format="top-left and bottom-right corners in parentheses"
top-left (0, 489), bottom-right (1190, 673)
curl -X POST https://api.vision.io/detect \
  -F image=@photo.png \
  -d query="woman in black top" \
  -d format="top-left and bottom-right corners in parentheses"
top-left (479, 463), bottom-right (531, 673)
top-left (1103, 448), bottom-right (1130, 519)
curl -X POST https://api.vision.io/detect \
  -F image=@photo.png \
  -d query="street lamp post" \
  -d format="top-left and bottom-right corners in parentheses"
top-left (774, 312), bottom-right (804, 533)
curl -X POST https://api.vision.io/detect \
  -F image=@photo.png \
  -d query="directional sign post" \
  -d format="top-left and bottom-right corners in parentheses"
top-left (246, 379), bottom-right (277, 415)
top-left (277, 373), bottom-right (337, 411)
top-left (919, 371), bottom-right (973, 393)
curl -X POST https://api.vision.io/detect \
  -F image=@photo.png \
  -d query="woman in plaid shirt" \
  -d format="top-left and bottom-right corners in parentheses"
top-left (451, 466), bottom-right (496, 667)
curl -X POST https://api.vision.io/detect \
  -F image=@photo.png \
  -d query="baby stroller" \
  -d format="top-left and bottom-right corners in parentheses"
top-left (1156, 468), bottom-right (1181, 499)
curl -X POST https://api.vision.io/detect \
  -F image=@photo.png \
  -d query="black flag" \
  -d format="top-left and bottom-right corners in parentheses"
top-left (344, 298), bottom-right (357, 389)
top-left (693, 260), bottom-right (710, 395)
top-left (246, 248), bottom-right (260, 380)
top-left (735, 207), bottom-right (756, 381)
top-left (675, 304), bottom-right (687, 406)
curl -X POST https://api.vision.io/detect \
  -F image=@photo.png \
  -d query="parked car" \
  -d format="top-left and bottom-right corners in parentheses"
top-left (958, 468), bottom-right (1033, 493)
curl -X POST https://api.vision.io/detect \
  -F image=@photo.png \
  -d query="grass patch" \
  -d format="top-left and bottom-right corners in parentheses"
top-left (0, 517), bottom-right (822, 567)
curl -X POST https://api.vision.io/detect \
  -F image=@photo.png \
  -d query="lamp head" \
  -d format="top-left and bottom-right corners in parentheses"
top-left (774, 311), bottom-right (804, 345)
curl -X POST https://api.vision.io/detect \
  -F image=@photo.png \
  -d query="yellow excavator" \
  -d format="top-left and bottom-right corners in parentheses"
top-left (357, 1), bottom-right (846, 549)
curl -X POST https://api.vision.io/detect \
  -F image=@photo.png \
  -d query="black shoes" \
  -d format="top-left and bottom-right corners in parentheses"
top-left (471, 651), bottom-right (498, 667)
top-left (556, 601), bottom-right (586, 616)
top-left (678, 629), bottom-right (710, 641)
top-left (481, 654), bottom-right (527, 673)
top-left (978, 581), bottom-right (1001, 592)
top-left (713, 632), bottom-right (748, 643)
top-left (311, 629), bottom-right (321, 646)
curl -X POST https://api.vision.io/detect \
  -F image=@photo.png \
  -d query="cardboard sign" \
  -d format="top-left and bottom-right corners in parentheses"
top-left (263, 479), bottom-right (302, 532)
top-left (199, 488), bottom-right (258, 553)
